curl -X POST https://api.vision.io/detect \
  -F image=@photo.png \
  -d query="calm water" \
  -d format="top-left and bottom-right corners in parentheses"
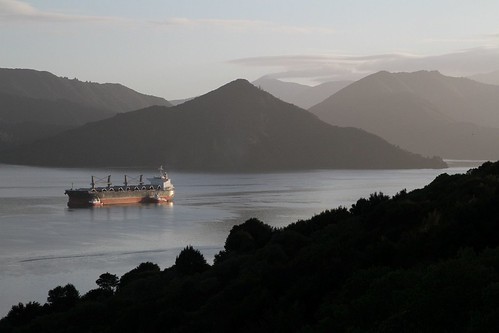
top-left (0, 161), bottom-right (482, 316)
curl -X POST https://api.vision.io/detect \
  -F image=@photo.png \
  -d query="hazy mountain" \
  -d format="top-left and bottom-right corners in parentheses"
top-left (0, 91), bottom-right (118, 149)
top-left (252, 77), bottom-right (352, 109)
top-left (0, 68), bottom-right (173, 150)
top-left (169, 97), bottom-right (195, 106)
top-left (310, 71), bottom-right (499, 159)
top-left (0, 121), bottom-right (72, 151)
top-left (0, 91), bottom-right (115, 126)
top-left (0, 68), bottom-right (172, 112)
top-left (469, 70), bottom-right (499, 86)
top-left (0, 79), bottom-right (445, 170)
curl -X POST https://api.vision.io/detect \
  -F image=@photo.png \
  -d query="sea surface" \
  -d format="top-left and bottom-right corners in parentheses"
top-left (0, 161), bottom-right (484, 316)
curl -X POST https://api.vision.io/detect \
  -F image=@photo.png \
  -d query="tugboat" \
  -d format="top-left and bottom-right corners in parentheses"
top-left (65, 166), bottom-right (174, 208)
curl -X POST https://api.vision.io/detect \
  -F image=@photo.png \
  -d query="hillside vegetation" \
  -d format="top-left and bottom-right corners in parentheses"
top-left (2, 161), bottom-right (499, 332)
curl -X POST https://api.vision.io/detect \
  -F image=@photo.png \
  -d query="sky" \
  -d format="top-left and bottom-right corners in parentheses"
top-left (1, 0), bottom-right (499, 100)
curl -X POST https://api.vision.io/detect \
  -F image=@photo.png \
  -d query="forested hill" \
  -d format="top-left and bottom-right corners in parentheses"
top-left (3, 161), bottom-right (499, 332)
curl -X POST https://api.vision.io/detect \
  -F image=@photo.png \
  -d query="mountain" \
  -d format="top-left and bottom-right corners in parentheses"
top-left (252, 76), bottom-right (352, 109)
top-left (0, 68), bottom-right (172, 112)
top-left (0, 91), bottom-right (115, 126)
top-left (469, 70), bottom-right (499, 86)
top-left (310, 71), bottom-right (499, 159)
top-left (0, 68), bottom-right (173, 150)
top-left (169, 97), bottom-right (195, 106)
top-left (0, 91), bottom-right (119, 149)
top-left (0, 79), bottom-right (445, 170)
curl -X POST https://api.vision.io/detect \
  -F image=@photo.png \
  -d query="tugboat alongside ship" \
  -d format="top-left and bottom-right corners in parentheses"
top-left (65, 166), bottom-right (174, 208)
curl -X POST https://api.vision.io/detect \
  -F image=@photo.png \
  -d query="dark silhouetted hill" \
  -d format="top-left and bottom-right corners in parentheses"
top-left (252, 76), bottom-right (352, 109)
top-left (4, 161), bottom-right (499, 332)
top-left (310, 71), bottom-right (499, 159)
top-left (0, 79), bottom-right (445, 170)
top-left (0, 68), bottom-right (172, 112)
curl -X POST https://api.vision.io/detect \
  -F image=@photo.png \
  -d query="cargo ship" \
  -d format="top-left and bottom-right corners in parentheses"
top-left (65, 166), bottom-right (174, 208)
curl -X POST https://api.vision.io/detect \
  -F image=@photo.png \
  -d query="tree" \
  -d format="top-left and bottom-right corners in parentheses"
top-left (3, 302), bottom-right (42, 326)
top-left (96, 272), bottom-right (119, 292)
top-left (224, 218), bottom-right (273, 253)
top-left (175, 245), bottom-right (209, 275)
top-left (119, 262), bottom-right (160, 289)
top-left (47, 284), bottom-right (80, 309)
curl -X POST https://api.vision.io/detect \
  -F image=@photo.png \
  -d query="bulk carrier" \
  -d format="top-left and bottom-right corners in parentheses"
top-left (65, 166), bottom-right (174, 208)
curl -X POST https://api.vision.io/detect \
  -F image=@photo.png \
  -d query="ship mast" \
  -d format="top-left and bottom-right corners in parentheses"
top-left (159, 165), bottom-right (167, 178)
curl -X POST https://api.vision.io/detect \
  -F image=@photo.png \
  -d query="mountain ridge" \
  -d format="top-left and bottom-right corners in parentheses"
top-left (0, 78), bottom-right (445, 171)
top-left (252, 76), bottom-right (352, 109)
top-left (0, 68), bottom-right (172, 112)
top-left (310, 70), bottom-right (499, 159)
top-left (0, 68), bottom-right (174, 150)
top-left (469, 70), bottom-right (499, 86)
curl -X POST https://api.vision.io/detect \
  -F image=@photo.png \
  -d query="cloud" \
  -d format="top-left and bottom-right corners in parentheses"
top-left (0, 0), bottom-right (128, 23)
top-left (230, 48), bottom-right (499, 83)
top-left (0, 0), bottom-right (335, 35)
top-left (149, 17), bottom-right (335, 35)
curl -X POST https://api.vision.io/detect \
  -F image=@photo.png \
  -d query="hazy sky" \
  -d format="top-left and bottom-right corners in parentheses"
top-left (1, 0), bottom-right (499, 99)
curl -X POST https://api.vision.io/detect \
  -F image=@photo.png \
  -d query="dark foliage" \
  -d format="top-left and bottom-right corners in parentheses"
top-left (47, 284), bottom-right (80, 310)
top-left (3, 161), bottom-right (499, 332)
top-left (2, 302), bottom-right (43, 328)
top-left (118, 262), bottom-right (160, 289)
top-left (224, 218), bottom-right (274, 253)
top-left (175, 245), bottom-right (210, 275)
top-left (96, 272), bottom-right (119, 292)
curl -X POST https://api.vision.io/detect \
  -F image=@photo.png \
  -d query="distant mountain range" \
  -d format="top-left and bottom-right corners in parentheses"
top-left (0, 68), bottom-right (172, 149)
top-left (169, 97), bottom-right (195, 106)
top-left (469, 70), bottom-right (499, 86)
top-left (0, 79), bottom-right (445, 171)
top-left (252, 76), bottom-right (352, 109)
top-left (310, 71), bottom-right (499, 159)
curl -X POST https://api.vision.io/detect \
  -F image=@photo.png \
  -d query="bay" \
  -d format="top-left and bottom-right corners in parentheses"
top-left (0, 161), bottom-right (482, 316)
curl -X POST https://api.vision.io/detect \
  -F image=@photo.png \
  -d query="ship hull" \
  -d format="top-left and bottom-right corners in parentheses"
top-left (65, 189), bottom-right (174, 208)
